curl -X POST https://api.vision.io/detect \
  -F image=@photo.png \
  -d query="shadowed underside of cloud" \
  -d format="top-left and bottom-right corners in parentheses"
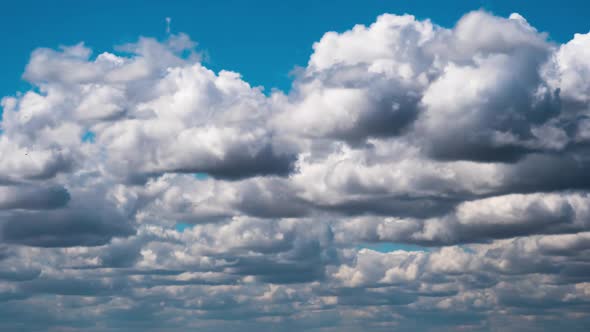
top-left (2, 9), bottom-right (590, 332)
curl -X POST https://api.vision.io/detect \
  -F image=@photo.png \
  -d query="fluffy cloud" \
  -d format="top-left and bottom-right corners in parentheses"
top-left (2, 10), bottom-right (590, 331)
top-left (335, 192), bottom-right (590, 246)
top-left (274, 14), bottom-right (434, 144)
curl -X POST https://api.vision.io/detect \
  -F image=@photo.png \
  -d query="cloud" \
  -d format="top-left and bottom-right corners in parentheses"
top-left (0, 185), bottom-right (69, 210)
top-left (0, 191), bottom-right (134, 247)
top-left (273, 14), bottom-right (433, 144)
top-left (2, 9), bottom-right (590, 331)
top-left (336, 192), bottom-right (590, 246)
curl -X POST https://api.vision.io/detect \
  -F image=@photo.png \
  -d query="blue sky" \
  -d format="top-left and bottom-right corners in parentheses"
top-left (1, 0), bottom-right (589, 98)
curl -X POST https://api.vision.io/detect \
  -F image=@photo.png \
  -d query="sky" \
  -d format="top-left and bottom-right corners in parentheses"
top-left (2, 1), bottom-right (590, 331)
top-left (1, 0), bottom-right (589, 97)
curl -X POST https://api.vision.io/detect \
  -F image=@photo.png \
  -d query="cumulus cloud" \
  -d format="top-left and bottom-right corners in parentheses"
top-left (274, 14), bottom-right (434, 144)
top-left (2, 9), bottom-right (590, 331)
top-left (335, 192), bottom-right (590, 246)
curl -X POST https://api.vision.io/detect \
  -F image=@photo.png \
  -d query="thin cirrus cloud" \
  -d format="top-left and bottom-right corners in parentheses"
top-left (1, 10), bottom-right (590, 331)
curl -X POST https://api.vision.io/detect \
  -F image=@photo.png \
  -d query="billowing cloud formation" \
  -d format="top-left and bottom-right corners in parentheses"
top-left (1, 10), bottom-right (590, 331)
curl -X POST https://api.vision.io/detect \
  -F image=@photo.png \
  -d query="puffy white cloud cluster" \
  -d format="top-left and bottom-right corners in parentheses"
top-left (2, 10), bottom-right (590, 331)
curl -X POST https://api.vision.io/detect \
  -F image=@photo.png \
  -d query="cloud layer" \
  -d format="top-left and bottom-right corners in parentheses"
top-left (2, 11), bottom-right (590, 331)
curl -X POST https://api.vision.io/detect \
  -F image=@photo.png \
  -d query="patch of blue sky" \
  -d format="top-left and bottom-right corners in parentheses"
top-left (81, 130), bottom-right (96, 143)
top-left (357, 243), bottom-right (431, 253)
top-left (174, 222), bottom-right (195, 233)
top-left (358, 243), bottom-right (478, 254)
top-left (193, 173), bottom-right (208, 180)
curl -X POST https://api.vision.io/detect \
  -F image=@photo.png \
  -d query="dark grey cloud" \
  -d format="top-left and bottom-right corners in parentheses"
top-left (0, 202), bottom-right (134, 247)
top-left (166, 144), bottom-right (297, 180)
top-left (0, 185), bottom-right (70, 210)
